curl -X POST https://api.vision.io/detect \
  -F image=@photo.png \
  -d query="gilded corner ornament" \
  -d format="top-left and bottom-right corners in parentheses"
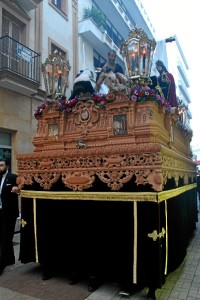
top-left (19, 219), bottom-right (27, 228)
top-left (148, 227), bottom-right (166, 241)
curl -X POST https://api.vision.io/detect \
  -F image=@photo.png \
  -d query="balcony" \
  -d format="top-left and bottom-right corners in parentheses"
top-left (78, 18), bottom-right (123, 63)
top-left (13, 0), bottom-right (43, 11)
top-left (178, 79), bottom-right (191, 104)
top-left (177, 61), bottom-right (190, 88)
top-left (0, 35), bottom-right (41, 97)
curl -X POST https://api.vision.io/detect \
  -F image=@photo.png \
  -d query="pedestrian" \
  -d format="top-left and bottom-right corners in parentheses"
top-left (0, 157), bottom-right (19, 275)
top-left (197, 172), bottom-right (200, 211)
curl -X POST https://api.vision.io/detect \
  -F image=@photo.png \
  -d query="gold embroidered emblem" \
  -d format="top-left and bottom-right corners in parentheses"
top-left (148, 227), bottom-right (166, 241)
top-left (19, 219), bottom-right (27, 228)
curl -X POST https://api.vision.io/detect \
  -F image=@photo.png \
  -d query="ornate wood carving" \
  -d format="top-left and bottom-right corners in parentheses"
top-left (17, 93), bottom-right (196, 192)
top-left (17, 174), bottom-right (34, 190)
top-left (62, 171), bottom-right (95, 191)
top-left (73, 100), bottom-right (100, 136)
top-left (34, 172), bottom-right (60, 190)
top-left (97, 170), bottom-right (134, 190)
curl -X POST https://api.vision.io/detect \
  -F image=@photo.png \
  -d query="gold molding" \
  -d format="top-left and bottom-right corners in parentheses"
top-left (157, 183), bottom-right (196, 202)
top-left (20, 183), bottom-right (196, 202)
top-left (20, 190), bottom-right (157, 202)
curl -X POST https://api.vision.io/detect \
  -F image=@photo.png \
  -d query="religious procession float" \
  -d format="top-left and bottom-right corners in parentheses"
top-left (17, 27), bottom-right (197, 299)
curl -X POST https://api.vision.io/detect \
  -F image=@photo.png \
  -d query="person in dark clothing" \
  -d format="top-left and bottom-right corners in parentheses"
top-left (0, 158), bottom-right (19, 275)
top-left (69, 69), bottom-right (95, 100)
top-left (156, 60), bottom-right (177, 107)
top-left (197, 174), bottom-right (200, 211)
top-left (149, 75), bottom-right (158, 90)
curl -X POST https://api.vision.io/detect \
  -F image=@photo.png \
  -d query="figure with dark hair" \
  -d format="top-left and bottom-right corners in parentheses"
top-left (69, 69), bottom-right (95, 100)
top-left (96, 49), bottom-right (127, 93)
top-left (149, 75), bottom-right (158, 90)
top-left (0, 158), bottom-right (19, 275)
top-left (149, 75), bottom-right (165, 99)
top-left (156, 60), bottom-right (177, 107)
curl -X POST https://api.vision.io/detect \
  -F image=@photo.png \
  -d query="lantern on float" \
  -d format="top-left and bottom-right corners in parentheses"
top-left (120, 27), bottom-right (156, 85)
top-left (41, 50), bottom-right (71, 101)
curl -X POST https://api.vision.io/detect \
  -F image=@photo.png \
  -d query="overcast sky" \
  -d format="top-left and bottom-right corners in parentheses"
top-left (140, 0), bottom-right (199, 148)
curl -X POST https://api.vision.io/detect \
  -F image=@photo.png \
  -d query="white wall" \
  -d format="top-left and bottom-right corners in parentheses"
top-left (40, 0), bottom-right (75, 97)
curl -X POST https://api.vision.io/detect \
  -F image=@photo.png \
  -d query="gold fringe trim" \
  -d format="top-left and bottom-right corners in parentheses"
top-left (157, 183), bottom-right (196, 202)
top-left (20, 183), bottom-right (197, 203)
top-left (133, 202), bottom-right (138, 284)
top-left (33, 198), bottom-right (38, 263)
top-left (164, 200), bottom-right (168, 275)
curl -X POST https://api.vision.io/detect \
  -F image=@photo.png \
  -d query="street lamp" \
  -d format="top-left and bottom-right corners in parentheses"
top-left (41, 50), bottom-right (71, 101)
top-left (120, 27), bottom-right (156, 85)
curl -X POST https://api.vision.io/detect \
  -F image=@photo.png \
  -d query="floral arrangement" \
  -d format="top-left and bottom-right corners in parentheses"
top-left (59, 97), bottom-right (78, 112)
top-left (130, 85), bottom-right (171, 112)
top-left (34, 102), bottom-right (47, 117)
top-left (34, 86), bottom-right (171, 118)
top-left (59, 94), bottom-right (109, 113)
top-left (34, 94), bottom-right (110, 117)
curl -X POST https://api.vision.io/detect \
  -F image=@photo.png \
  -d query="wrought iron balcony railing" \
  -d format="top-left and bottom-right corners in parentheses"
top-left (0, 35), bottom-right (40, 84)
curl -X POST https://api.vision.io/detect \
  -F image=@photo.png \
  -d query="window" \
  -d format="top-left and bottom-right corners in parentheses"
top-left (0, 131), bottom-right (12, 171)
top-left (50, 0), bottom-right (68, 16)
top-left (52, 0), bottom-right (62, 10)
top-left (2, 11), bottom-right (24, 42)
top-left (51, 43), bottom-right (66, 59)
top-left (1, 11), bottom-right (26, 72)
top-left (93, 50), bottom-right (106, 69)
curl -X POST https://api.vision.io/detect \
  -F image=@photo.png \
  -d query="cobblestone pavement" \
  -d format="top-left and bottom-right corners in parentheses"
top-left (0, 215), bottom-right (200, 300)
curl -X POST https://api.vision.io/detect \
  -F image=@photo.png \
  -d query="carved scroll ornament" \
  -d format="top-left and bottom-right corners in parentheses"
top-left (96, 170), bottom-right (134, 190)
top-left (62, 171), bottom-right (95, 191)
top-left (34, 172), bottom-right (60, 190)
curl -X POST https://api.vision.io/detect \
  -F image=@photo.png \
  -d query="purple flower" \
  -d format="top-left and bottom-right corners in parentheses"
top-left (131, 95), bottom-right (137, 102)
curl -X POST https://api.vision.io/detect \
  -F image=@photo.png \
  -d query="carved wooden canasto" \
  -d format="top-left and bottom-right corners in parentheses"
top-left (17, 92), bottom-right (195, 192)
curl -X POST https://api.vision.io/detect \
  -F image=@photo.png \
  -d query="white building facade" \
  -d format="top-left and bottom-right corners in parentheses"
top-left (77, 0), bottom-right (155, 80)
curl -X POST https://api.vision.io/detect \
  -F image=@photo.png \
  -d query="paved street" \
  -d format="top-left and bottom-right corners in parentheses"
top-left (0, 214), bottom-right (200, 300)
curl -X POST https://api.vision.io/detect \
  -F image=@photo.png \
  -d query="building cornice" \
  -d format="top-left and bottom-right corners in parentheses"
top-left (0, 0), bottom-right (31, 21)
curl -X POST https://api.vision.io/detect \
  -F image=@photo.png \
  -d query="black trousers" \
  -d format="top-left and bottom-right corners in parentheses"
top-left (0, 210), bottom-right (17, 267)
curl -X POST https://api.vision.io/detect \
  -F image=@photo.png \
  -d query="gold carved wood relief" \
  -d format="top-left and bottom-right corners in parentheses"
top-left (18, 98), bottom-right (196, 192)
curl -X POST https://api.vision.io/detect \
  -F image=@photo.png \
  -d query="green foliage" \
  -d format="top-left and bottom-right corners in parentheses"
top-left (83, 7), bottom-right (106, 28)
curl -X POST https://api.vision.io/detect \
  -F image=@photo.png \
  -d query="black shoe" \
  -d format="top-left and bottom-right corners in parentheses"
top-left (147, 287), bottom-right (156, 300)
top-left (0, 266), bottom-right (5, 276)
top-left (69, 272), bottom-right (80, 285)
top-left (42, 271), bottom-right (53, 281)
top-left (88, 276), bottom-right (101, 292)
top-left (6, 259), bottom-right (15, 266)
